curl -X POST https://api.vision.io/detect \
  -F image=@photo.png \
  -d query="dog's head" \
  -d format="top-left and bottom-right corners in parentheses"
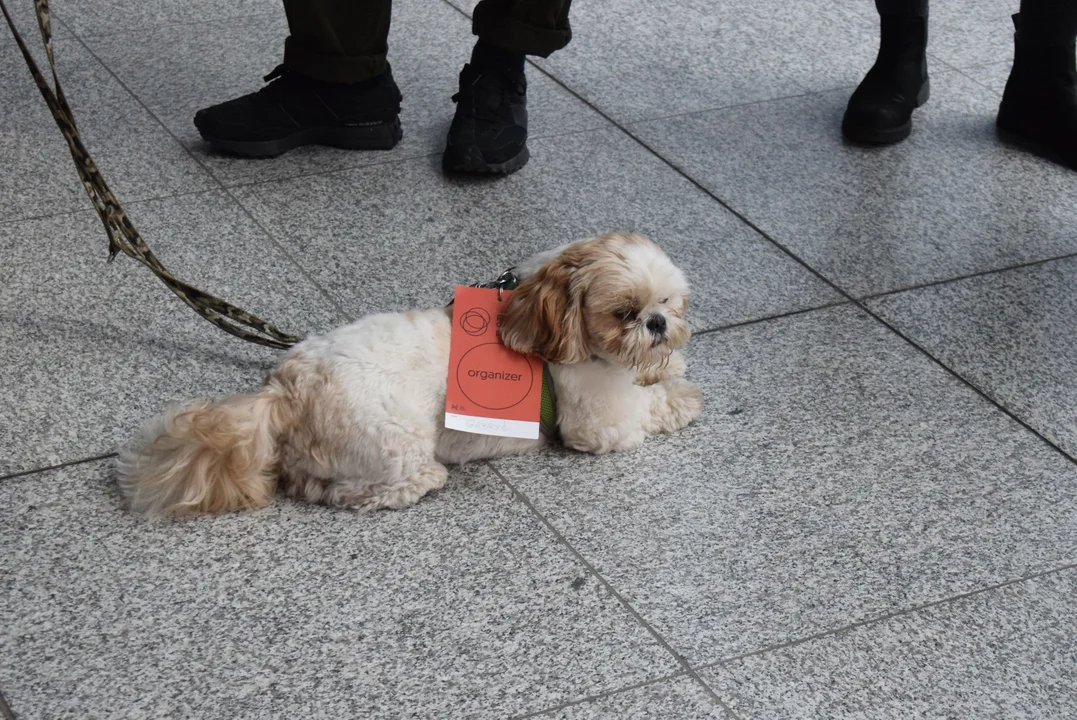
top-left (500, 234), bottom-right (690, 371)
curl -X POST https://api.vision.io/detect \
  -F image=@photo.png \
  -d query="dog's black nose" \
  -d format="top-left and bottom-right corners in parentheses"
top-left (646, 314), bottom-right (667, 336)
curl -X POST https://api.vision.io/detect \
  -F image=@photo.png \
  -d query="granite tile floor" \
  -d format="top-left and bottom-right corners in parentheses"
top-left (2, 0), bottom-right (1076, 718)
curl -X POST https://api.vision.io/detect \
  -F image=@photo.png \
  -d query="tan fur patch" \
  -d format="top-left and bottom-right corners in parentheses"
top-left (118, 388), bottom-right (290, 516)
top-left (500, 233), bottom-right (689, 369)
top-left (499, 246), bottom-right (592, 364)
top-left (269, 354), bottom-right (355, 504)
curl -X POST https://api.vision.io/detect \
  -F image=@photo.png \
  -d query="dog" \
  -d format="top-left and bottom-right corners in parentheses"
top-left (118, 233), bottom-right (703, 516)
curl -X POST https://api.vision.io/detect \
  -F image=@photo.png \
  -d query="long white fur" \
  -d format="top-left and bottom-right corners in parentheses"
top-left (117, 234), bottom-right (703, 516)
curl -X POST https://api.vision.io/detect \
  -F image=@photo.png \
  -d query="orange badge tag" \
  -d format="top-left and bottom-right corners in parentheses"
top-left (445, 285), bottom-right (544, 439)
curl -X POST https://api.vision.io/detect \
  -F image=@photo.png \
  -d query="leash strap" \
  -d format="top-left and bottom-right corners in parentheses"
top-left (0, 0), bottom-right (303, 349)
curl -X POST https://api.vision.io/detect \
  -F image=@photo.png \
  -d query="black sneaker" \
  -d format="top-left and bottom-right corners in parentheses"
top-left (193, 65), bottom-right (403, 159)
top-left (443, 63), bottom-right (529, 174)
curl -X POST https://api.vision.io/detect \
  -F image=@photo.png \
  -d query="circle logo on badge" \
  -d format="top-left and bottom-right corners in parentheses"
top-left (457, 343), bottom-right (534, 410)
top-left (459, 307), bottom-right (491, 337)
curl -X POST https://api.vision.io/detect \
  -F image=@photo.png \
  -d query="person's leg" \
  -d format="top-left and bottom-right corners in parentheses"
top-left (842, 0), bottom-right (929, 144)
top-left (194, 0), bottom-right (403, 159)
top-left (282, 0), bottom-right (391, 83)
top-left (997, 0), bottom-right (1077, 169)
top-left (472, 0), bottom-right (572, 58)
top-left (443, 0), bottom-right (573, 175)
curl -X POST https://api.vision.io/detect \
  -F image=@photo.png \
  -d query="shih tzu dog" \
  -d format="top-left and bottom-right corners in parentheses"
top-left (118, 233), bottom-right (703, 516)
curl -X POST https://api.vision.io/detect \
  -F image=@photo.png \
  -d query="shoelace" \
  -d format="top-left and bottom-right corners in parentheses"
top-left (263, 64), bottom-right (286, 83)
top-left (256, 64), bottom-right (298, 100)
top-left (451, 66), bottom-right (524, 124)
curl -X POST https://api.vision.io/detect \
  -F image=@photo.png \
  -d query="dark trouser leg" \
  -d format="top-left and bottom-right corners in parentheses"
top-left (842, 0), bottom-right (930, 144)
top-left (997, 0), bottom-right (1077, 169)
top-left (1015, 0), bottom-right (1077, 46)
top-left (283, 0), bottom-right (393, 83)
top-left (471, 0), bottom-right (573, 57)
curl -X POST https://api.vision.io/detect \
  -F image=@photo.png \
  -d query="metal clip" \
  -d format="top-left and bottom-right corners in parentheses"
top-left (495, 269), bottom-right (518, 302)
top-left (468, 269), bottom-right (519, 301)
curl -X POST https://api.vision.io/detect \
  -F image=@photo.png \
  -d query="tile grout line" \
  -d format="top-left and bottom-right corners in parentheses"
top-left (484, 462), bottom-right (743, 720)
top-left (957, 60), bottom-right (1014, 71)
top-left (507, 670), bottom-right (688, 720)
top-left (953, 68), bottom-right (1004, 97)
top-left (857, 300), bottom-right (1077, 463)
top-left (696, 561), bottom-right (1077, 670)
top-left (860, 249), bottom-right (1077, 301)
top-left (432, 0), bottom-right (1077, 471)
top-left (950, 65), bottom-right (1004, 97)
top-left (0, 453), bottom-right (117, 483)
top-left (0, 688), bottom-right (14, 720)
top-left (691, 300), bottom-right (851, 337)
top-left (919, 28), bottom-right (1012, 96)
top-left (924, 49), bottom-right (964, 76)
top-left (56, 19), bottom-right (356, 325)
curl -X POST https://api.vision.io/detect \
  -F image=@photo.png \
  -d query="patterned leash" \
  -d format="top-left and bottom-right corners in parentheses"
top-left (0, 0), bottom-right (303, 349)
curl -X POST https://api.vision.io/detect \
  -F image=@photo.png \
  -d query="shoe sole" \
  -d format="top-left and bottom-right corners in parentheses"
top-left (200, 117), bottom-right (402, 159)
top-left (442, 144), bottom-right (530, 175)
top-left (842, 79), bottom-right (931, 145)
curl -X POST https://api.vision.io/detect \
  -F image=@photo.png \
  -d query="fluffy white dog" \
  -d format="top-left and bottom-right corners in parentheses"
top-left (118, 233), bottom-right (703, 516)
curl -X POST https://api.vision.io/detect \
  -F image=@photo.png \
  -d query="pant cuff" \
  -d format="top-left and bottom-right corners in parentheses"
top-left (283, 37), bottom-right (387, 83)
top-left (472, 12), bottom-right (571, 57)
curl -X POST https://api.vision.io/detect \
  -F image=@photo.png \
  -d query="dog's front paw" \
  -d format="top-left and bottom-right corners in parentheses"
top-left (636, 350), bottom-right (688, 386)
top-left (650, 377), bottom-right (703, 433)
top-left (564, 426), bottom-right (646, 455)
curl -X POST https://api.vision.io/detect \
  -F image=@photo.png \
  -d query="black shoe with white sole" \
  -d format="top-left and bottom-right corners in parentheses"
top-left (193, 65), bottom-right (402, 159)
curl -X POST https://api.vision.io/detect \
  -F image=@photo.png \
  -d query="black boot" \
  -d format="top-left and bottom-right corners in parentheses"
top-left (443, 41), bottom-right (529, 175)
top-left (843, 0), bottom-right (930, 144)
top-left (997, 2), bottom-right (1077, 170)
top-left (193, 65), bottom-right (403, 159)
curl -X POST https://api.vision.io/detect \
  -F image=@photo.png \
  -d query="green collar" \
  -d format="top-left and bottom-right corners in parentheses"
top-left (539, 362), bottom-right (559, 439)
top-left (460, 270), bottom-right (559, 438)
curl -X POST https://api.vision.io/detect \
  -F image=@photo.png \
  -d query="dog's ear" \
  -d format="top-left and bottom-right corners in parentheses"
top-left (500, 253), bottom-right (590, 364)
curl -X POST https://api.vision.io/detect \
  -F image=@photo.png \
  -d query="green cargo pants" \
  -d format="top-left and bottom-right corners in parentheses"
top-left (283, 0), bottom-right (573, 83)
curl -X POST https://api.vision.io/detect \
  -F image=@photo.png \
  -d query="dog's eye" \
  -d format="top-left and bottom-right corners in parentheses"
top-left (614, 308), bottom-right (637, 321)
top-left (659, 298), bottom-right (669, 304)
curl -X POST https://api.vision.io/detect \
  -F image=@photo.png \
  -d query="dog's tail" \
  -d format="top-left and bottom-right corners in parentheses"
top-left (118, 388), bottom-right (292, 517)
